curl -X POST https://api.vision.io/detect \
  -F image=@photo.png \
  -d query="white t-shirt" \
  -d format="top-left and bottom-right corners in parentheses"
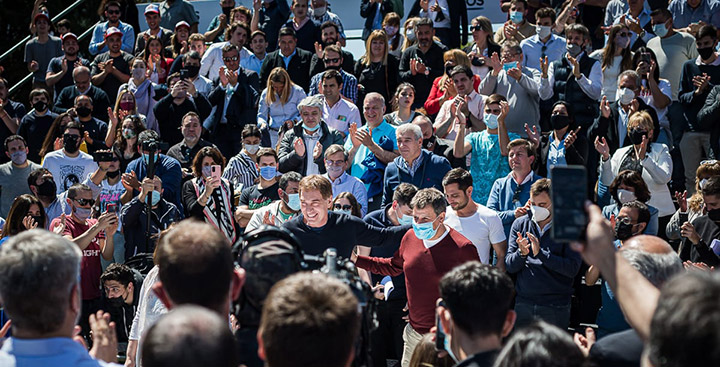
top-left (42, 150), bottom-right (98, 194)
top-left (444, 204), bottom-right (506, 263)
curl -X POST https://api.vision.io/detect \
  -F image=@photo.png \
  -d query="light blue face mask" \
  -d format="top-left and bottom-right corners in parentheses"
top-left (484, 113), bottom-right (499, 130)
top-left (397, 211), bottom-right (413, 226)
top-left (285, 193), bottom-right (301, 211)
top-left (151, 190), bottom-right (161, 206)
top-left (509, 11), bottom-right (523, 24)
top-left (502, 61), bottom-right (518, 72)
top-left (653, 23), bottom-right (668, 38)
top-left (73, 206), bottom-right (92, 220)
top-left (303, 123), bottom-right (321, 132)
top-left (412, 216), bottom-right (440, 240)
top-left (142, 153), bottom-right (159, 165)
top-left (259, 166), bottom-right (277, 181)
top-left (334, 208), bottom-right (352, 216)
top-left (438, 318), bottom-right (459, 363)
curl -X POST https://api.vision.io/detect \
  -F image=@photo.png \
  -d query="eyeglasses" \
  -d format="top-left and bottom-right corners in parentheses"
top-left (325, 159), bottom-right (345, 167)
top-left (618, 32), bottom-right (629, 37)
top-left (223, 56), bottom-right (239, 62)
top-left (73, 198), bottom-right (94, 206)
top-left (64, 133), bottom-right (80, 140)
top-left (333, 204), bottom-right (352, 211)
top-left (469, 25), bottom-right (483, 32)
top-left (616, 216), bottom-right (635, 225)
top-left (106, 9), bottom-right (120, 15)
top-left (323, 57), bottom-right (340, 64)
top-left (512, 183), bottom-right (523, 203)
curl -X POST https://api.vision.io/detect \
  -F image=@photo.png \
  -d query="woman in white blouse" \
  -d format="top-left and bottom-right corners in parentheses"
top-left (595, 110), bottom-right (674, 236)
top-left (632, 47), bottom-right (673, 149)
top-left (590, 24), bottom-right (634, 102)
top-left (257, 67), bottom-right (307, 148)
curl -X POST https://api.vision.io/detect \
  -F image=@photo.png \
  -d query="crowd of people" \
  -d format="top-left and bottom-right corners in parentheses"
top-left (1, 0), bottom-right (720, 366)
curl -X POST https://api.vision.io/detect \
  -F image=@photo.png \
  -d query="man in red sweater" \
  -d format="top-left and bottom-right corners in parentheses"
top-left (353, 187), bottom-right (479, 367)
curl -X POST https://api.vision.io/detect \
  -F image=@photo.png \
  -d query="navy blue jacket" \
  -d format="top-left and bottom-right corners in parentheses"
top-left (381, 150), bottom-right (451, 206)
top-left (486, 173), bottom-right (540, 238)
top-left (364, 205), bottom-right (407, 302)
top-left (125, 154), bottom-right (183, 209)
top-left (505, 215), bottom-right (582, 306)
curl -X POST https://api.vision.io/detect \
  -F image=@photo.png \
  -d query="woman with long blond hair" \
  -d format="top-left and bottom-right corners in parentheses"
top-left (383, 12), bottom-right (403, 58)
top-left (590, 23), bottom-right (634, 102)
top-left (354, 29), bottom-right (400, 109)
top-left (400, 17), bottom-right (421, 52)
top-left (257, 67), bottom-right (306, 148)
top-left (463, 16), bottom-right (501, 79)
top-left (424, 49), bottom-right (480, 116)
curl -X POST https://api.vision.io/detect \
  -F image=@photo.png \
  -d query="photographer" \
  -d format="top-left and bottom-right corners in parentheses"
top-left (121, 176), bottom-right (182, 259)
top-left (84, 149), bottom-right (132, 266)
top-left (124, 130), bottom-right (183, 209)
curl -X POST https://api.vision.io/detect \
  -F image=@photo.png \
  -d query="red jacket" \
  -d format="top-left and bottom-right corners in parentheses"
top-left (423, 74), bottom-right (482, 115)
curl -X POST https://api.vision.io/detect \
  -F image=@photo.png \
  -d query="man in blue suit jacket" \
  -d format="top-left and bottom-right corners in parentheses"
top-left (382, 124), bottom-right (451, 206)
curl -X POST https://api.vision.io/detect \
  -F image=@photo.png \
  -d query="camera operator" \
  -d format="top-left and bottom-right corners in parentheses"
top-left (120, 176), bottom-right (182, 259)
top-left (283, 174), bottom-right (409, 259)
top-left (123, 130), bottom-right (183, 209)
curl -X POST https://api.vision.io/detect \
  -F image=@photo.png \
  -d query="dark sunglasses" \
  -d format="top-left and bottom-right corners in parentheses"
top-left (334, 204), bottom-right (352, 211)
top-left (64, 133), bottom-right (80, 140)
top-left (469, 25), bottom-right (483, 32)
top-left (512, 184), bottom-right (523, 203)
top-left (223, 56), bottom-right (239, 62)
top-left (618, 32), bottom-right (629, 37)
top-left (73, 198), bottom-right (94, 206)
top-left (323, 57), bottom-right (340, 64)
top-left (106, 9), bottom-right (121, 15)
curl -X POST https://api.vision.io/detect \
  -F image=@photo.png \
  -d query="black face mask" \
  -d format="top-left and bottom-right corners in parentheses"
top-left (33, 101), bottom-right (47, 112)
top-left (708, 207), bottom-right (720, 222)
top-left (106, 169), bottom-right (120, 179)
top-left (184, 65), bottom-right (200, 78)
top-left (76, 106), bottom-right (92, 118)
top-left (222, 6), bottom-right (233, 17)
top-left (325, 64), bottom-right (341, 71)
top-left (107, 295), bottom-right (125, 308)
top-left (37, 179), bottom-right (56, 197)
top-left (445, 64), bottom-right (454, 76)
top-left (628, 129), bottom-right (647, 145)
top-left (550, 115), bottom-right (570, 130)
top-left (63, 135), bottom-right (80, 153)
top-left (615, 221), bottom-right (636, 241)
top-left (423, 135), bottom-right (437, 150)
top-left (698, 46), bottom-right (715, 61)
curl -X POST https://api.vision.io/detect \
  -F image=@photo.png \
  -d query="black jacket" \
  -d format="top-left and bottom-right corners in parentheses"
top-left (259, 48), bottom-right (314, 92)
top-left (698, 85), bottom-right (720, 158)
top-left (587, 98), bottom-right (660, 155)
top-left (360, 0), bottom-right (395, 40)
top-left (277, 121), bottom-right (344, 175)
top-left (679, 214), bottom-right (720, 267)
top-left (54, 85), bottom-right (112, 122)
top-left (409, 0), bottom-right (469, 49)
top-left (121, 196), bottom-right (183, 259)
top-left (153, 92), bottom-right (212, 145)
top-left (535, 129), bottom-right (589, 178)
top-left (106, 268), bottom-right (144, 342)
top-left (206, 68), bottom-right (260, 137)
top-left (134, 27), bottom-right (173, 55)
top-left (310, 49), bottom-right (355, 77)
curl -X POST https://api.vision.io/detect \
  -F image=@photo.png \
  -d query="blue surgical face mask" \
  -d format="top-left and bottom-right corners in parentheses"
top-left (412, 216), bottom-right (441, 240)
top-left (653, 22), bottom-right (668, 38)
top-left (484, 113), bottom-right (499, 130)
top-left (509, 11), bottom-right (523, 24)
top-left (73, 206), bottom-right (92, 220)
top-left (259, 166), bottom-right (277, 181)
top-left (142, 153), bottom-right (159, 165)
top-left (334, 208), bottom-right (352, 216)
top-left (285, 193), bottom-right (301, 211)
top-left (440, 320), bottom-right (459, 363)
top-left (151, 190), bottom-right (161, 206)
top-left (502, 61), bottom-right (518, 72)
top-left (397, 210), bottom-right (413, 226)
top-left (303, 123), bottom-right (321, 132)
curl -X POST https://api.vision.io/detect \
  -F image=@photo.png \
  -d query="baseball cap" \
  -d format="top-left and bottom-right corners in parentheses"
top-left (144, 4), bottom-right (160, 15)
top-left (34, 11), bottom-right (50, 23)
top-left (175, 21), bottom-right (191, 30)
top-left (104, 27), bottom-right (123, 39)
top-left (61, 32), bottom-right (78, 42)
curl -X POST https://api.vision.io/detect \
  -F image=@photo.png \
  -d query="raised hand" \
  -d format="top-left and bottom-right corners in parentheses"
top-left (524, 123), bottom-right (540, 147)
top-left (674, 191), bottom-right (687, 212)
top-left (122, 170), bottom-right (140, 191)
top-left (594, 136), bottom-right (610, 160)
top-left (680, 221), bottom-right (701, 245)
top-left (635, 134), bottom-right (648, 160)
top-left (573, 327), bottom-right (596, 357)
top-left (218, 66), bottom-right (229, 87)
top-left (600, 96), bottom-right (611, 118)
top-left (565, 127), bottom-right (581, 147)
top-left (488, 52), bottom-right (502, 74)
top-left (349, 123), bottom-right (361, 148)
top-left (409, 58), bottom-right (418, 76)
top-left (516, 232), bottom-right (530, 256)
top-left (88, 310), bottom-right (118, 363)
top-left (262, 210), bottom-right (276, 225)
top-left (22, 215), bottom-right (38, 230)
top-left (498, 100), bottom-right (510, 122)
top-left (503, 22), bottom-right (518, 40)
top-left (527, 232), bottom-right (540, 256)
top-left (312, 141), bottom-right (322, 160)
top-left (314, 41), bottom-right (323, 59)
top-left (540, 56), bottom-right (549, 78)
top-left (293, 137), bottom-right (306, 157)
top-left (357, 129), bottom-right (374, 147)
top-left (568, 54), bottom-right (581, 78)
top-left (51, 214), bottom-right (67, 234)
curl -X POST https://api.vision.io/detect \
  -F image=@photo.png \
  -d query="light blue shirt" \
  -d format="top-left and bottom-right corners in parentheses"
top-left (257, 84), bottom-right (306, 129)
top-left (281, 49), bottom-right (297, 68)
top-left (220, 85), bottom-right (236, 124)
top-left (88, 21), bottom-right (135, 56)
top-left (547, 133), bottom-right (568, 173)
top-left (344, 120), bottom-right (398, 191)
top-left (465, 131), bottom-right (521, 204)
top-left (669, 0), bottom-right (720, 29)
top-left (324, 171), bottom-right (369, 216)
top-left (520, 34), bottom-right (566, 70)
top-left (240, 53), bottom-right (266, 75)
top-left (605, 0), bottom-right (653, 45)
top-left (0, 337), bottom-right (120, 366)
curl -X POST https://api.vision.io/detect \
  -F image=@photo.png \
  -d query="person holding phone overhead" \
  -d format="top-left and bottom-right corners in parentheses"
top-left (182, 146), bottom-right (237, 243)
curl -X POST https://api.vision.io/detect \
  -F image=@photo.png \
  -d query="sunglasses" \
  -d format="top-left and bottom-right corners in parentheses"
top-left (106, 9), bottom-right (120, 15)
top-left (333, 204), bottom-right (352, 211)
top-left (73, 198), bottom-right (94, 206)
top-left (323, 57), bottom-right (340, 64)
top-left (64, 133), bottom-right (80, 140)
top-left (512, 184), bottom-right (523, 203)
top-left (223, 56), bottom-right (239, 62)
top-left (618, 32), bottom-right (629, 37)
top-left (616, 216), bottom-right (635, 225)
top-left (541, 45), bottom-right (547, 59)
top-left (469, 25), bottom-right (483, 32)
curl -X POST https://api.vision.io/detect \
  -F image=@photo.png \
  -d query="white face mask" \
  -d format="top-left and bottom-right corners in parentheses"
top-left (617, 189), bottom-right (637, 204)
top-left (617, 87), bottom-right (635, 105)
top-left (531, 205), bottom-right (550, 222)
top-left (312, 6), bottom-right (326, 17)
top-left (536, 25), bottom-right (552, 39)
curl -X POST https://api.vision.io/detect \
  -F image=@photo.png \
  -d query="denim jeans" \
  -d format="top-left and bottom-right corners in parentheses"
top-left (514, 301), bottom-right (571, 331)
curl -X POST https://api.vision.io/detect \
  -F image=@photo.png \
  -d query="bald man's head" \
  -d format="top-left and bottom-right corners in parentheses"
top-left (620, 235), bottom-right (682, 287)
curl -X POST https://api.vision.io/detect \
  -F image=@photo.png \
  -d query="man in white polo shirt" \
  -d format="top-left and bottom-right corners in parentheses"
top-left (321, 69), bottom-right (360, 138)
top-left (442, 167), bottom-right (507, 271)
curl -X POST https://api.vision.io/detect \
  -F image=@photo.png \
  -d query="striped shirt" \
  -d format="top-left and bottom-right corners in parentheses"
top-left (222, 152), bottom-right (258, 193)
